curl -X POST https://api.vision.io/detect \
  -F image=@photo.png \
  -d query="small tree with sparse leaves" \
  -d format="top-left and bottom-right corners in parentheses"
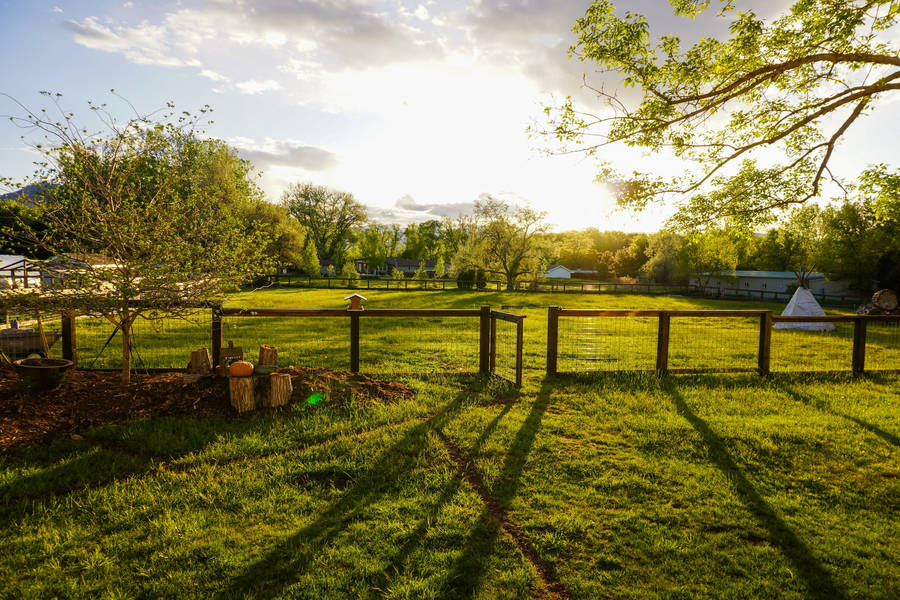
top-left (0, 92), bottom-right (273, 383)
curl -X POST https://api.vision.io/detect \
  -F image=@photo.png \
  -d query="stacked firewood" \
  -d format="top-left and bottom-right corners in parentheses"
top-left (857, 289), bottom-right (899, 315)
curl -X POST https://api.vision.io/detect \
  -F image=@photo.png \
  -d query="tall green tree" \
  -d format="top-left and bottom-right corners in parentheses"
top-left (357, 223), bottom-right (403, 269)
top-left (0, 94), bottom-right (272, 383)
top-left (543, 0), bottom-right (900, 228)
top-left (281, 182), bottom-right (366, 264)
top-left (453, 197), bottom-right (550, 290)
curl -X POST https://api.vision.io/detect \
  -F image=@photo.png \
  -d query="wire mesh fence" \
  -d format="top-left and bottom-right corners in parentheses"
top-left (669, 316), bottom-right (759, 372)
top-left (862, 320), bottom-right (900, 372)
top-left (358, 316), bottom-right (480, 375)
top-left (76, 310), bottom-right (211, 370)
top-left (491, 318), bottom-right (521, 384)
top-left (221, 315), bottom-right (349, 371)
top-left (556, 314), bottom-right (657, 372)
top-left (770, 320), bottom-right (855, 373)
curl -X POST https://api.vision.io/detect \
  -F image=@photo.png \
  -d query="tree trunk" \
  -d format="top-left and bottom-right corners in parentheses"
top-left (121, 320), bottom-right (132, 384)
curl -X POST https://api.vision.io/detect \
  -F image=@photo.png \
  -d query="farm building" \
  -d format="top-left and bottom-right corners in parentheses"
top-left (544, 264), bottom-right (600, 279)
top-left (690, 270), bottom-right (850, 295)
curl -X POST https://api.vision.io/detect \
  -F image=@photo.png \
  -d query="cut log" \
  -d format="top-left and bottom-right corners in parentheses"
top-left (229, 376), bottom-right (255, 413)
top-left (188, 347), bottom-right (212, 374)
top-left (264, 373), bottom-right (293, 407)
top-left (253, 373), bottom-right (271, 404)
top-left (258, 344), bottom-right (278, 366)
top-left (873, 289), bottom-right (898, 311)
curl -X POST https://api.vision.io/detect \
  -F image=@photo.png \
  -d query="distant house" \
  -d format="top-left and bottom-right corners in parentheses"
top-left (355, 257), bottom-right (450, 277)
top-left (545, 264), bottom-right (600, 280)
top-left (318, 259), bottom-right (336, 276)
top-left (690, 270), bottom-right (849, 296)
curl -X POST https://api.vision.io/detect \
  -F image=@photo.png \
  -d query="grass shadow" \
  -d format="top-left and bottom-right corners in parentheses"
top-left (214, 392), bottom-right (470, 599)
top-left (439, 380), bottom-right (558, 599)
top-left (780, 384), bottom-right (900, 449)
top-left (375, 400), bottom-right (517, 595)
top-left (662, 380), bottom-right (847, 600)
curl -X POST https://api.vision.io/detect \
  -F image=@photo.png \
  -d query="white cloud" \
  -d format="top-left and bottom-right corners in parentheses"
top-left (52, 6), bottom-right (63, 13)
top-left (231, 137), bottom-right (340, 171)
top-left (199, 69), bottom-right (230, 82)
top-left (235, 79), bottom-right (282, 95)
top-left (64, 16), bottom-right (201, 67)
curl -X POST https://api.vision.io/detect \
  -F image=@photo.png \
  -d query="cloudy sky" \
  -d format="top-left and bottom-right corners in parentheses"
top-left (1, 0), bottom-right (897, 231)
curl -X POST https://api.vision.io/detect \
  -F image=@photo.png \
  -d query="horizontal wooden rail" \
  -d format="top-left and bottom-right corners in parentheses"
top-left (359, 308), bottom-right (482, 317)
top-left (557, 309), bottom-right (769, 318)
top-left (222, 308), bottom-right (348, 317)
top-left (773, 315), bottom-right (900, 323)
top-left (490, 310), bottom-right (526, 323)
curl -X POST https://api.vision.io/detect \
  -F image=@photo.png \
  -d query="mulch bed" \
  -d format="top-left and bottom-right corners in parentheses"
top-left (0, 366), bottom-right (414, 454)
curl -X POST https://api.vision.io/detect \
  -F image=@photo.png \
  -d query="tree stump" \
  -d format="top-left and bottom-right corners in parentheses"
top-left (264, 373), bottom-right (292, 407)
top-left (258, 344), bottom-right (278, 366)
top-left (188, 347), bottom-right (212, 374)
top-left (229, 376), bottom-right (255, 413)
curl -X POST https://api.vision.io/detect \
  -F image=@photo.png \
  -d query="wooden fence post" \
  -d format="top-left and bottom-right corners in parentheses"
top-left (656, 312), bottom-right (670, 376)
top-left (547, 306), bottom-right (559, 376)
top-left (489, 313), bottom-right (497, 373)
top-left (479, 305), bottom-right (491, 374)
top-left (852, 317), bottom-right (867, 375)
top-left (515, 318), bottom-right (524, 388)
top-left (61, 311), bottom-right (77, 366)
top-left (211, 305), bottom-right (223, 370)
top-left (758, 311), bottom-right (772, 376)
top-left (350, 311), bottom-right (360, 373)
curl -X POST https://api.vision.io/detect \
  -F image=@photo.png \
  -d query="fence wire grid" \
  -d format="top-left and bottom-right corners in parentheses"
top-left (222, 316), bottom-right (349, 371)
top-left (492, 319), bottom-right (519, 383)
top-left (557, 316), bottom-right (657, 372)
top-left (76, 310), bottom-right (211, 370)
top-left (770, 321), bottom-right (856, 372)
top-left (669, 316), bottom-right (759, 371)
top-left (358, 316), bottom-right (479, 375)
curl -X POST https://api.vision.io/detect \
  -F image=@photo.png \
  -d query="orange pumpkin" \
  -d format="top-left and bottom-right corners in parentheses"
top-left (229, 360), bottom-right (254, 377)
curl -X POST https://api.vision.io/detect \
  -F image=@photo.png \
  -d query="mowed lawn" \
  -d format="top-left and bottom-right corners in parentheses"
top-left (2, 288), bottom-right (899, 598)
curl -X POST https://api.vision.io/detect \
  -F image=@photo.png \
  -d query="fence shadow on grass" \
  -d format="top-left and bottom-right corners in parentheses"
top-left (439, 380), bottom-right (561, 600)
top-left (779, 385), bottom-right (900, 449)
top-left (374, 399), bottom-right (517, 595)
top-left (214, 392), bottom-right (470, 600)
top-left (661, 381), bottom-right (848, 600)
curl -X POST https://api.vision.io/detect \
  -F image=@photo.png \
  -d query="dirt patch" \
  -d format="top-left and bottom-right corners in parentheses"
top-left (0, 366), bottom-right (413, 454)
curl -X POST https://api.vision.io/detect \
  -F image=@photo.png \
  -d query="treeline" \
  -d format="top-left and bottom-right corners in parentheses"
top-left (4, 142), bottom-right (898, 295)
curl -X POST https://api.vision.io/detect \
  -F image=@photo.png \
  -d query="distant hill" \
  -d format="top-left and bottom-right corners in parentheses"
top-left (0, 183), bottom-right (53, 206)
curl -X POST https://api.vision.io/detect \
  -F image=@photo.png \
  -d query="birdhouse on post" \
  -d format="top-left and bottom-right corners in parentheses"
top-left (344, 293), bottom-right (367, 311)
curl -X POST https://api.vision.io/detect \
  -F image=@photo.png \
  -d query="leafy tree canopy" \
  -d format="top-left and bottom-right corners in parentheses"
top-left (0, 92), bottom-right (273, 382)
top-left (543, 0), bottom-right (900, 229)
top-left (281, 181), bottom-right (366, 264)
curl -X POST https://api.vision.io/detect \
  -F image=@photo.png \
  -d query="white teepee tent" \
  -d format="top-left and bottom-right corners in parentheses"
top-left (772, 287), bottom-right (835, 331)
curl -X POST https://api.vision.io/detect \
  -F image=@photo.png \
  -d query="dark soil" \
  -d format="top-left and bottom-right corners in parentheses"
top-left (0, 366), bottom-right (413, 453)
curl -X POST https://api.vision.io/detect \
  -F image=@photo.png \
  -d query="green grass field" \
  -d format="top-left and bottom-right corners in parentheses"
top-left (3, 288), bottom-right (898, 598)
